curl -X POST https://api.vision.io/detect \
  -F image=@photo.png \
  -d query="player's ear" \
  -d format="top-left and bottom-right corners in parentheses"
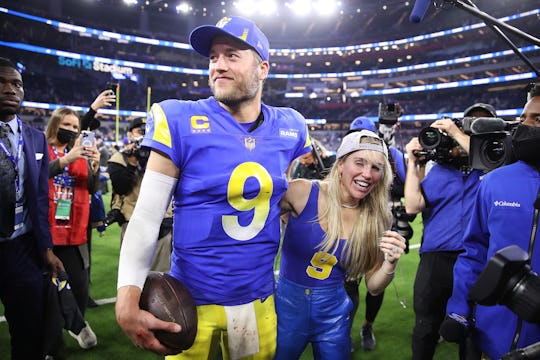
top-left (257, 59), bottom-right (269, 80)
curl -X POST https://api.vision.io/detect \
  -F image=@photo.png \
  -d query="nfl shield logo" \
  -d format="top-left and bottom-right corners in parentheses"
top-left (245, 137), bottom-right (256, 151)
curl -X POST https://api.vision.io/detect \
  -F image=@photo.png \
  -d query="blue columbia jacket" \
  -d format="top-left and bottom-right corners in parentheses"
top-left (447, 161), bottom-right (540, 359)
top-left (420, 164), bottom-right (482, 253)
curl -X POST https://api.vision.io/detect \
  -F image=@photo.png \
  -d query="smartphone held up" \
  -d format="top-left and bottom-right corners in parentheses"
top-left (105, 82), bottom-right (118, 95)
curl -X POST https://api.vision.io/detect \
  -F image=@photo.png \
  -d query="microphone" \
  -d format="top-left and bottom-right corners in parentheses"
top-left (466, 117), bottom-right (508, 134)
top-left (409, 0), bottom-right (432, 23)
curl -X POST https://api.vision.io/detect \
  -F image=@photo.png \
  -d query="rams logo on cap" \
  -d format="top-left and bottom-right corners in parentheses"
top-left (216, 17), bottom-right (231, 28)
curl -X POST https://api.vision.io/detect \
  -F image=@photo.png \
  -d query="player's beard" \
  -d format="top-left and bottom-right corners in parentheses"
top-left (211, 67), bottom-right (261, 108)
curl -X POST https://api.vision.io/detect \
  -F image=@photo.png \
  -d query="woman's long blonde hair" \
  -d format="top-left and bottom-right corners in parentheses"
top-left (318, 150), bottom-right (393, 281)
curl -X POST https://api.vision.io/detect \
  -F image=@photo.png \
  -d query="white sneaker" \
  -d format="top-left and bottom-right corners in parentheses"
top-left (68, 321), bottom-right (97, 349)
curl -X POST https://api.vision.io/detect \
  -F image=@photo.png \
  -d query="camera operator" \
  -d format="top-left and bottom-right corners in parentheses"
top-left (107, 118), bottom-right (173, 272)
top-left (288, 136), bottom-right (335, 180)
top-left (343, 116), bottom-right (413, 351)
top-left (442, 87), bottom-right (540, 359)
top-left (405, 103), bottom-right (497, 360)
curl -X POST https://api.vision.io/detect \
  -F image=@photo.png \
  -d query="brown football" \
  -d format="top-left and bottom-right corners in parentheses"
top-left (139, 271), bottom-right (198, 353)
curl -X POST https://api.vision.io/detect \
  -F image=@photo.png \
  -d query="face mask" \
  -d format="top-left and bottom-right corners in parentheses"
top-left (57, 128), bottom-right (78, 144)
top-left (512, 124), bottom-right (540, 168)
top-left (378, 123), bottom-right (396, 147)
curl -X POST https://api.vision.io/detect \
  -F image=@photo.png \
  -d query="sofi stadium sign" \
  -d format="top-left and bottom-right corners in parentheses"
top-left (58, 56), bottom-right (133, 75)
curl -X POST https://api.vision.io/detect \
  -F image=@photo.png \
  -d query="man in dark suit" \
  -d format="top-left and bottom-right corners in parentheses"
top-left (0, 57), bottom-right (63, 359)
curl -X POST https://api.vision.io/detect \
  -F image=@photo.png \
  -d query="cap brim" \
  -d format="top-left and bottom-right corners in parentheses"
top-left (190, 25), bottom-right (254, 58)
top-left (337, 130), bottom-right (388, 159)
top-left (189, 25), bottom-right (259, 57)
top-left (190, 25), bottom-right (226, 57)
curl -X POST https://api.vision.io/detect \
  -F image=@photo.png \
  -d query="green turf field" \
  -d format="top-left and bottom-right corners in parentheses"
top-left (0, 193), bottom-right (458, 359)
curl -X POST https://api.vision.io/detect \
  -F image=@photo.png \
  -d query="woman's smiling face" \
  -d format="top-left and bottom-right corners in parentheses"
top-left (338, 150), bottom-right (385, 202)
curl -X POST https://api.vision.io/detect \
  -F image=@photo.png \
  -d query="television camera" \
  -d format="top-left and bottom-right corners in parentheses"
top-left (120, 136), bottom-right (151, 168)
top-left (468, 118), bottom-right (520, 171)
top-left (103, 208), bottom-right (126, 228)
top-left (378, 102), bottom-right (402, 125)
top-left (415, 118), bottom-right (461, 165)
top-left (469, 245), bottom-right (540, 324)
top-left (120, 137), bottom-right (144, 156)
top-left (469, 245), bottom-right (540, 360)
top-left (415, 117), bottom-right (519, 170)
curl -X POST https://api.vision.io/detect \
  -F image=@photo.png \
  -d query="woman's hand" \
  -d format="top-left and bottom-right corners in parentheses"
top-left (62, 135), bottom-right (87, 165)
top-left (91, 89), bottom-right (116, 112)
top-left (378, 230), bottom-right (407, 265)
top-left (365, 230), bottom-right (408, 295)
top-left (86, 142), bottom-right (101, 173)
top-left (62, 135), bottom-right (100, 172)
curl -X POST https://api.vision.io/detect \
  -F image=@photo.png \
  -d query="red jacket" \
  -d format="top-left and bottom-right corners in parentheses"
top-left (48, 145), bottom-right (90, 246)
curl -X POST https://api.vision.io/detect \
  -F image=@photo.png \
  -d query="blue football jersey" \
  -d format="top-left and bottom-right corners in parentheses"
top-left (143, 97), bottom-right (311, 305)
top-left (280, 182), bottom-right (347, 287)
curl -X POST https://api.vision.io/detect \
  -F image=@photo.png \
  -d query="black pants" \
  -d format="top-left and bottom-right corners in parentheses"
top-left (344, 278), bottom-right (385, 327)
top-left (53, 245), bottom-right (89, 316)
top-left (412, 251), bottom-right (462, 360)
top-left (0, 233), bottom-right (45, 360)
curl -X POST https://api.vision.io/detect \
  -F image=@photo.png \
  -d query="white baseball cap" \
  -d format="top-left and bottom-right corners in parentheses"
top-left (336, 130), bottom-right (388, 159)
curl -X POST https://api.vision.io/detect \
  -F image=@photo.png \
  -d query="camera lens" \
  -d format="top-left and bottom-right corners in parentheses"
top-left (419, 127), bottom-right (441, 149)
top-left (486, 139), bottom-right (505, 162)
top-left (506, 272), bottom-right (540, 323)
top-left (481, 139), bottom-right (506, 167)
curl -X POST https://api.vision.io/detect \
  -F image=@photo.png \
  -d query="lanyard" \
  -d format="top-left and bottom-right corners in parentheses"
top-left (51, 145), bottom-right (71, 186)
top-left (0, 117), bottom-right (23, 196)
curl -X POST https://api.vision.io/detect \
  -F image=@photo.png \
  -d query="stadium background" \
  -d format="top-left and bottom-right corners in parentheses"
top-left (1, 0), bottom-right (538, 151)
top-left (0, 1), bottom-right (539, 358)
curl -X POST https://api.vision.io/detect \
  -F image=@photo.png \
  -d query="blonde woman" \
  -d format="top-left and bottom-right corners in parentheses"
top-left (276, 130), bottom-right (407, 359)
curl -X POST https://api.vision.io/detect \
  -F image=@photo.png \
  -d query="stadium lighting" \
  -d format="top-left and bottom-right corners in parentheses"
top-left (233, 0), bottom-right (257, 15)
top-left (176, 2), bottom-right (190, 14)
top-left (314, 0), bottom-right (340, 17)
top-left (123, 0), bottom-right (138, 5)
top-left (285, 92), bottom-right (305, 98)
top-left (259, 0), bottom-right (278, 16)
top-left (232, 0), bottom-right (277, 16)
top-left (286, 0), bottom-right (312, 16)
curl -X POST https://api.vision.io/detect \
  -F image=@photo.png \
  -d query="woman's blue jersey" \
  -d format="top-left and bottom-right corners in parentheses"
top-left (280, 182), bottom-right (347, 287)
